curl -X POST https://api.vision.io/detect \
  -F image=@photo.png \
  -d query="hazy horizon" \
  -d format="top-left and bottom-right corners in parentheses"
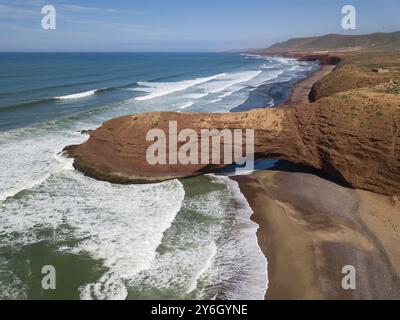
top-left (1, 0), bottom-right (400, 52)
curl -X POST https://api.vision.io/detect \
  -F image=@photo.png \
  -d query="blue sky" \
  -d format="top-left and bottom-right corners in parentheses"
top-left (1, 0), bottom-right (400, 51)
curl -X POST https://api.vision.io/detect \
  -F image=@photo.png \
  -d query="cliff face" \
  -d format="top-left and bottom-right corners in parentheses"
top-left (295, 87), bottom-right (400, 195)
top-left (65, 82), bottom-right (400, 196)
top-left (65, 108), bottom-right (292, 183)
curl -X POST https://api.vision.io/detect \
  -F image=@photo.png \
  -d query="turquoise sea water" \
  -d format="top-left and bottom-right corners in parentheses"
top-left (0, 52), bottom-right (317, 299)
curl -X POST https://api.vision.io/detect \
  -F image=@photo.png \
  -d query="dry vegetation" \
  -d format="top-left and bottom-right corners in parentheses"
top-left (310, 52), bottom-right (400, 100)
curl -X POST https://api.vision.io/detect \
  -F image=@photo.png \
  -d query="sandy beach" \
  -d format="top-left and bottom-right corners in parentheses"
top-left (285, 65), bottom-right (335, 105)
top-left (229, 59), bottom-right (400, 299)
top-left (232, 171), bottom-right (400, 299)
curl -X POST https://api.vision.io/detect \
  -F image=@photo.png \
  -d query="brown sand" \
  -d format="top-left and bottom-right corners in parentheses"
top-left (285, 65), bottom-right (335, 105)
top-left (230, 58), bottom-right (400, 299)
top-left (232, 171), bottom-right (400, 299)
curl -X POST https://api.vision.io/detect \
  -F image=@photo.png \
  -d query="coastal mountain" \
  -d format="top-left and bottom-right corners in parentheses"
top-left (259, 31), bottom-right (400, 53)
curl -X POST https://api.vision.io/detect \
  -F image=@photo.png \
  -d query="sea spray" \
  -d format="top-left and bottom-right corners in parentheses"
top-left (208, 174), bottom-right (268, 299)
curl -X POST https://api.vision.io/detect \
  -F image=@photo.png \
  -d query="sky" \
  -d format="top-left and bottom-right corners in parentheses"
top-left (0, 0), bottom-right (400, 52)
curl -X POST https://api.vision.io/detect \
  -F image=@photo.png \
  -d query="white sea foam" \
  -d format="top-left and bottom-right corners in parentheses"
top-left (0, 172), bottom-right (51, 202)
top-left (56, 89), bottom-right (103, 100)
top-left (219, 86), bottom-right (244, 98)
top-left (240, 53), bottom-right (264, 59)
top-left (261, 64), bottom-right (275, 69)
top-left (199, 70), bottom-right (262, 94)
top-left (0, 153), bottom-right (75, 202)
top-left (185, 241), bottom-right (217, 294)
top-left (207, 175), bottom-right (268, 299)
top-left (249, 69), bottom-right (284, 86)
top-left (127, 174), bottom-right (268, 300)
top-left (178, 102), bottom-right (194, 109)
top-left (209, 98), bottom-right (222, 104)
top-left (80, 272), bottom-right (128, 300)
top-left (271, 57), bottom-right (296, 65)
top-left (0, 257), bottom-right (28, 299)
top-left (0, 130), bottom-right (86, 202)
top-left (185, 92), bottom-right (209, 99)
top-left (134, 73), bottom-right (225, 101)
top-left (0, 170), bottom-right (185, 300)
top-left (0, 116), bottom-right (187, 300)
top-left (129, 241), bottom-right (218, 297)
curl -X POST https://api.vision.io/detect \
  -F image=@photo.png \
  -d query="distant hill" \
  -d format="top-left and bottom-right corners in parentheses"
top-left (260, 31), bottom-right (400, 53)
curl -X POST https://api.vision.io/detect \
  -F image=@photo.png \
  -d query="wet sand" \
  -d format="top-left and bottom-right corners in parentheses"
top-left (232, 171), bottom-right (400, 299)
top-left (286, 65), bottom-right (335, 105)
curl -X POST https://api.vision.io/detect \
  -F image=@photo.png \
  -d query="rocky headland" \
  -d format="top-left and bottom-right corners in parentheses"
top-left (65, 76), bottom-right (400, 196)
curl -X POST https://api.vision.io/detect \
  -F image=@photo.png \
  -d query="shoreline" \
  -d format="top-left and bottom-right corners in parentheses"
top-left (227, 62), bottom-right (333, 299)
top-left (252, 53), bottom-right (338, 107)
top-left (229, 58), bottom-right (400, 299)
top-left (213, 174), bottom-right (269, 300)
top-left (231, 171), bottom-right (400, 299)
top-left (284, 64), bottom-right (335, 106)
top-left (224, 61), bottom-right (336, 299)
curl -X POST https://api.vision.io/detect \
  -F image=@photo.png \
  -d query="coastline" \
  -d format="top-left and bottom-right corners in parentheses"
top-left (225, 60), bottom-right (336, 299)
top-left (221, 59), bottom-right (333, 299)
top-left (229, 59), bottom-right (400, 299)
top-left (284, 65), bottom-right (335, 106)
top-left (60, 51), bottom-right (400, 299)
top-left (232, 171), bottom-right (400, 299)
top-left (2, 28), bottom-right (400, 302)
top-left (227, 61), bottom-right (334, 299)
top-left (213, 175), bottom-right (269, 300)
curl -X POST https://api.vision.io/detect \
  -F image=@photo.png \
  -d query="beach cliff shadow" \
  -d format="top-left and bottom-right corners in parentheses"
top-left (221, 158), bottom-right (352, 189)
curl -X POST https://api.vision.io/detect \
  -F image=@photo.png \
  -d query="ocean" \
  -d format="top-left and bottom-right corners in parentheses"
top-left (0, 52), bottom-right (318, 299)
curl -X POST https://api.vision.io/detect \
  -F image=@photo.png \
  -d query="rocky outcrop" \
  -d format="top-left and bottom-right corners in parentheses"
top-left (295, 87), bottom-right (400, 196)
top-left (297, 54), bottom-right (342, 65)
top-left (65, 108), bottom-right (292, 183)
top-left (65, 85), bottom-right (400, 196)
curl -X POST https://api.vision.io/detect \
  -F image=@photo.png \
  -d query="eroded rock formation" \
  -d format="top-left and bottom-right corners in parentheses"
top-left (65, 84), bottom-right (400, 196)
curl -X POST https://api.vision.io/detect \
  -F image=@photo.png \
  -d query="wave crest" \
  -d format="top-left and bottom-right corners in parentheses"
top-left (134, 73), bottom-right (225, 101)
top-left (56, 89), bottom-right (100, 100)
